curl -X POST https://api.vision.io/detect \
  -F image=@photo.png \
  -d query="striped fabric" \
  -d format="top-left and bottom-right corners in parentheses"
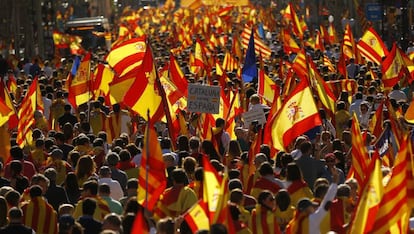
top-left (21, 196), bottom-right (58, 234)
top-left (249, 205), bottom-right (281, 234)
top-left (241, 26), bottom-right (271, 59)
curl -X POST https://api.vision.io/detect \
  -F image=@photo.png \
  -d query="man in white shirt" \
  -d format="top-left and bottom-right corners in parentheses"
top-left (98, 166), bottom-right (124, 201)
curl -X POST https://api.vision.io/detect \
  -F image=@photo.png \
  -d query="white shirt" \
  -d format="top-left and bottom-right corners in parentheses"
top-left (42, 96), bottom-right (52, 120)
top-left (308, 183), bottom-right (338, 234)
top-left (98, 177), bottom-right (124, 201)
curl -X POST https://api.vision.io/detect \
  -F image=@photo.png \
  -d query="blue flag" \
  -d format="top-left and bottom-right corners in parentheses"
top-left (70, 56), bottom-right (81, 76)
top-left (242, 30), bottom-right (257, 83)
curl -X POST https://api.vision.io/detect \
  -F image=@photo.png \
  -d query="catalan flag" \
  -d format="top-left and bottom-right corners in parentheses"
top-left (106, 36), bottom-right (146, 77)
top-left (349, 114), bottom-right (370, 187)
top-left (0, 80), bottom-right (17, 129)
top-left (21, 196), bottom-right (58, 234)
top-left (271, 79), bottom-right (321, 151)
top-left (241, 25), bottom-right (272, 59)
top-left (370, 137), bottom-right (412, 233)
top-left (357, 27), bottom-right (389, 65)
top-left (137, 119), bottom-right (167, 210)
top-left (222, 52), bottom-right (238, 72)
top-left (16, 77), bottom-right (40, 147)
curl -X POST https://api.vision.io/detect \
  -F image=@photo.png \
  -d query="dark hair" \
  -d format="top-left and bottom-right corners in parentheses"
top-left (286, 163), bottom-right (303, 181)
top-left (177, 135), bottom-right (189, 151)
top-left (99, 183), bottom-right (111, 194)
top-left (259, 162), bottom-right (274, 176)
top-left (275, 189), bottom-right (291, 211)
top-left (10, 146), bottom-right (24, 160)
top-left (29, 185), bottom-right (43, 198)
top-left (82, 198), bottom-right (97, 216)
top-left (257, 190), bottom-right (273, 206)
top-left (172, 168), bottom-right (188, 185)
top-left (83, 180), bottom-right (98, 195)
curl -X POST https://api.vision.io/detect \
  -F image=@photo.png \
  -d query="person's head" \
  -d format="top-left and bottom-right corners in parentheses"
top-left (286, 162), bottom-right (303, 181)
top-left (275, 189), bottom-right (291, 211)
top-left (249, 94), bottom-right (260, 105)
top-left (124, 196), bottom-right (139, 214)
top-left (228, 178), bottom-right (243, 191)
top-left (171, 168), bottom-right (188, 185)
top-left (324, 153), bottom-right (336, 168)
top-left (176, 135), bottom-right (189, 151)
top-left (10, 160), bottom-right (23, 176)
top-left (0, 196), bottom-right (7, 227)
top-left (337, 184), bottom-right (351, 198)
top-left (297, 197), bottom-right (318, 215)
top-left (98, 183), bottom-right (111, 197)
top-left (314, 183), bottom-right (329, 199)
top-left (215, 118), bottom-right (226, 128)
top-left (126, 178), bottom-right (138, 196)
top-left (44, 167), bottom-right (57, 183)
top-left (182, 157), bottom-right (197, 177)
top-left (258, 190), bottom-right (275, 211)
top-left (106, 152), bottom-right (120, 167)
top-left (68, 150), bottom-right (80, 168)
top-left (8, 207), bottom-right (23, 224)
top-left (99, 166), bottom-right (112, 178)
top-left (75, 155), bottom-right (95, 179)
top-left (51, 148), bottom-right (64, 160)
top-left (258, 162), bottom-right (274, 177)
top-left (229, 188), bottom-right (244, 205)
top-left (254, 153), bottom-right (267, 167)
top-left (58, 203), bottom-right (75, 217)
top-left (102, 213), bottom-right (122, 233)
top-left (10, 145), bottom-right (24, 160)
top-left (30, 173), bottom-right (50, 194)
top-left (5, 190), bottom-right (20, 208)
top-left (82, 180), bottom-right (99, 196)
top-left (64, 172), bottom-right (79, 191)
top-left (58, 214), bottom-right (76, 234)
top-left (299, 141), bottom-right (312, 156)
top-left (29, 185), bottom-right (43, 198)
top-left (118, 150), bottom-right (131, 162)
top-left (64, 104), bottom-right (72, 113)
top-left (162, 153), bottom-right (176, 168)
top-left (82, 198), bottom-right (97, 216)
top-left (360, 101), bottom-right (369, 114)
top-left (228, 140), bottom-right (242, 157)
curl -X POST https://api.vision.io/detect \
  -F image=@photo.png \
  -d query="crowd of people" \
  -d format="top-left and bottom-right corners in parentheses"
top-left (0, 1), bottom-right (413, 234)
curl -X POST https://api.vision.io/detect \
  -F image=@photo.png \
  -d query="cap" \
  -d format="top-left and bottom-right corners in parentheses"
top-left (297, 198), bottom-right (318, 212)
top-left (59, 215), bottom-right (75, 229)
top-left (51, 149), bottom-right (64, 158)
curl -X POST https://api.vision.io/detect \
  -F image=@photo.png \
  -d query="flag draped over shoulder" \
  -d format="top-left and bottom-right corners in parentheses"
top-left (106, 36), bottom-right (147, 77)
top-left (17, 78), bottom-right (40, 147)
top-left (357, 27), bottom-right (389, 65)
top-left (271, 79), bottom-right (321, 151)
top-left (137, 120), bottom-right (167, 211)
top-left (67, 52), bottom-right (91, 107)
top-left (122, 43), bottom-right (164, 123)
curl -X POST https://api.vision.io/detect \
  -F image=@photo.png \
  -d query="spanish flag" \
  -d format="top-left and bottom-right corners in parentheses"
top-left (67, 52), bottom-right (91, 107)
top-left (0, 80), bottom-right (17, 129)
top-left (184, 200), bottom-right (210, 232)
top-left (122, 43), bottom-right (164, 123)
top-left (92, 63), bottom-right (115, 99)
top-left (357, 27), bottom-right (389, 65)
top-left (381, 43), bottom-right (405, 89)
top-left (203, 156), bottom-right (222, 221)
top-left (271, 79), bottom-right (321, 151)
top-left (106, 36), bottom-right (146, 77)
top-left (257, 69), bottom-right (277, 103)
top-left (283, 3), bottom-right (303, 39)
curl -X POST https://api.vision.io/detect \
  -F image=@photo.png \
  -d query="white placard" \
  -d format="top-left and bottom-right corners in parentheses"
top-left (242, 109), bottom-right (267, 128)
top-left (187, 84), bottom-right (221, 114)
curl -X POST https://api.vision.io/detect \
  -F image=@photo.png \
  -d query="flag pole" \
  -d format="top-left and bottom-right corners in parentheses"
top-left (145, 109), bottom-right (150, 210)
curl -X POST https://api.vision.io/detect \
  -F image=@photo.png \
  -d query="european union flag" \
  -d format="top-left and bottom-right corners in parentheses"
top-left (242, 29), bottom-right (257, 83)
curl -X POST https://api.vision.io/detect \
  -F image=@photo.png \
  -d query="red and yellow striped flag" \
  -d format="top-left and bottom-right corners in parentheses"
top-left (257, 69), bottom-right (277, 103)
top-left (202, 156), bottom-right (222, 221)
top-left (282, 29), bottom-right (301, 54)
top-left (137, 120), bottom-right (167, 211)
top-left (348, 114), bottom-right (370, 187)
top-left (16, 77), bottom-right (39, 147)
top-left (283, 3), bottom-right (303, 39)
top-left (370, 137), bottom-right (412, 233)
top-left (92, 63), bottom-right (115, 99)
top-left (241, 25), bottom-right (272, 59)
